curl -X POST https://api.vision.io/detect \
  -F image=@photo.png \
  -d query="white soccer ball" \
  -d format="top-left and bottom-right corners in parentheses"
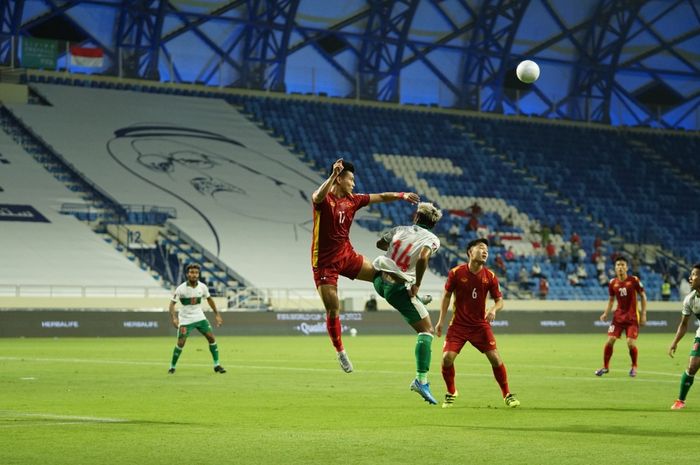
top-left (516, 60), bottom-right (540, 84)
top-left (349, 328), bottom-right (358, 337)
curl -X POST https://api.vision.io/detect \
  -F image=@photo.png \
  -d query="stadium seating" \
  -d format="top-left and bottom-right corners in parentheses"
top-left (229, 96), bottom-right (698, 300)
top-left (16, 75), bottom-right (699, 300)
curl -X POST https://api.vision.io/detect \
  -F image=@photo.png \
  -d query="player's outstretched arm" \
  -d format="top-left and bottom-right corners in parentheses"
top-left (668, 314), bottom-right (690, 358)
top-left (436, 289), bottom-right (452, 337)
top-left (368, 192), bottom-right (419, 205)
top-left (312, 158), bottom-right (344, 204)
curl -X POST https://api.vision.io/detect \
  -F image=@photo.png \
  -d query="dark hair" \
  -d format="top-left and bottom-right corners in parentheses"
top-left (614, 256), bottom-right (628, 264)
top-left (415, 211), bottom-right (436, 229)
top-left (694, 263), bottom-right (700, 271)
top-left (185, 263), bottom-right (201, 273)
top-left (467, 238), bottom-right (489, 255)
top-left (330, 160), bottom-right (355, 177)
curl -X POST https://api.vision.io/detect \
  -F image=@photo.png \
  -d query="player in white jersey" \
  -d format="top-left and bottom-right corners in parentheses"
top-left (668, 263), bottom-right (700, 409)
top-left (168, 263), bottom-right (226, 374)
top-left (372, 202), bottom-right (442, 405)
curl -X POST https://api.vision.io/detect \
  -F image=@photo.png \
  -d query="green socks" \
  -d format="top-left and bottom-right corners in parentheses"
top-left (679, 370), bottom-right (695, 401)
top-left (171, 343), bottom-right (220, 369)
top-left (209, 342), bottom-right (220, 366)
top-left (170, 345), bottom-right (183, 369)
top-left (415, 332), bottom-right (434, 383)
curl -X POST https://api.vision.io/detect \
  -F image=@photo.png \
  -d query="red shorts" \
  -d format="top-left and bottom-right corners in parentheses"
top-left (443, 324), bottom-right (498, 354)
top-left (607, 322), bottom-right (639, 339)
top-left (312, 251), bottom-right (365, 287)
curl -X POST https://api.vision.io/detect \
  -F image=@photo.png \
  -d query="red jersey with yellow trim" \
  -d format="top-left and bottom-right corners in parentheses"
top-left (609, 275), bottom-right (645, 325)
top-left (445, 264), bottom-right (502, 327)
top-left (311, 192), bottom-right (370, 268)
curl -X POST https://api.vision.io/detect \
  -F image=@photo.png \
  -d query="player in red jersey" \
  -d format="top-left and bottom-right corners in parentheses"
top-left (311, 159), bottom-right (419, 372)
top-left (435, 238), bottom-right (520, 408)
top-left (595, 256), bottom-right (647, 377)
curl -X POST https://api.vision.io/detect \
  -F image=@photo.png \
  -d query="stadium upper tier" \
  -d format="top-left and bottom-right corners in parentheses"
top-left (0, 127), bottom-right (162, 291)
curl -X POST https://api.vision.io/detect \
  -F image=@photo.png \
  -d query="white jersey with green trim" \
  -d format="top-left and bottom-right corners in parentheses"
top-left (681, 290), bottom-right (700, 337)
top-left (372, 225), bottom-right (440, 284)
top-left (172, 281), bottom-right (210, 325)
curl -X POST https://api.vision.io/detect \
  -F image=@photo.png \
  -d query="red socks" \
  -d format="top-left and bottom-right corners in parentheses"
top-left (326, 316), bottom-right (344, 352)
top-left (443, 362), bottom-right (512, 398)
top-left (602, 344), bottom-right (638, 369)
top-left (629, 346), bottom-right (638, 367)
top-left (441, 364), bottom-right (456, 395)
top-left (492, 363), bottom-right (510, 397)
top-left (603, 343), bottom-right (613, 369)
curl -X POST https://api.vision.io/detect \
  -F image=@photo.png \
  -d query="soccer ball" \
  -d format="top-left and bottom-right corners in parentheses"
top-left (516, 60), bottom-right (540, 84)
top-left (349, 328), bottom-right (358, 337)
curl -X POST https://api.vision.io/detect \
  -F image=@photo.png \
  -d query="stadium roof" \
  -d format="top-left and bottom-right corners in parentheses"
top-left (1, 0), bottom-right (699, 129)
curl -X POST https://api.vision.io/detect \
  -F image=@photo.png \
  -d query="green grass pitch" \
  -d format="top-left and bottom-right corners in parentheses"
top-left (0, 333), bottom-right (696, 464)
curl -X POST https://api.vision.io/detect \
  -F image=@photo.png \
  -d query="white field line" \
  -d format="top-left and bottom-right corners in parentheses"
top-left (0, 411), bottom-right (129, 428)
top-left (0, 356), bottom-right (682, 383)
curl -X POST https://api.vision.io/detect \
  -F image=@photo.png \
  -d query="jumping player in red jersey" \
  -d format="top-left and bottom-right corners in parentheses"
top-left (595, 255), bottom-right (647, 377)
top-left (435, 238), bottom-right (520, 408)
top-left (311, 159), bottom-right (419, 372)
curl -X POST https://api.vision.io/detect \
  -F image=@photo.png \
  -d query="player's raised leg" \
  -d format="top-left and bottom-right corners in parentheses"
top-left (406, 311), bottom-right (437, 405)
top-left (318, 284), bottom-right (352, 372)
top-left (354, 259), bottom-right (377, 282)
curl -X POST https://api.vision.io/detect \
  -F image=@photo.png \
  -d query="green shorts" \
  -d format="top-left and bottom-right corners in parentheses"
top-left (178, 319), bottom-right (213, 339)
top-left (690, 337), bottom-right (700, 357)
top-left (373, 275), bottom-right (428, 324)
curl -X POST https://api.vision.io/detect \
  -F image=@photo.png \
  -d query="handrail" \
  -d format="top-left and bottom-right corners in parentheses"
top-left (121, 204), bottom-right (177, 219)
top-left (0, 284), bottom-right (171, 298)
